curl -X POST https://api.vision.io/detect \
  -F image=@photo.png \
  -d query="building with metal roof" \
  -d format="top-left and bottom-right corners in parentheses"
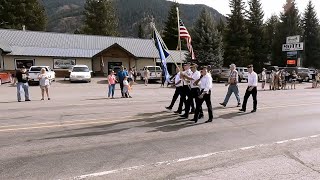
top-left (0, 29), bottom-right (186, 76)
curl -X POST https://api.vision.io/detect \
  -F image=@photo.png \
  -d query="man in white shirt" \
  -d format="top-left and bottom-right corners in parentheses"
top-left (178, 63), bottom-right (194, 115)
top-left (166, 67), bottom-right (184, 112)
top-left (261, 68), bottom-right (267, 90)
top-left (240, 65), bottom-right (258, 113)
top-left (180, 63), bottom-right (203, 119)
top-left (193, 66), bottom-right (213, 123)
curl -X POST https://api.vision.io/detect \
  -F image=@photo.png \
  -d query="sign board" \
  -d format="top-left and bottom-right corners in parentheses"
top-left (287, 60), bottom-right (296, 65)
top-left (282, 43), bottom-right (304, 51)
top-left (53, 59), bottom-right (76, 69)
top-left (286, 35), bottom-right (300, 44)
top-left (287, 51), bottom-right (297, 59)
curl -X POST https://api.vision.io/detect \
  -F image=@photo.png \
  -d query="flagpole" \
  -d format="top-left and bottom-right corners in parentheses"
top-left (151, 23), bottom-right (180, 71)
top-left (176, 7), bottom-right (182, 69)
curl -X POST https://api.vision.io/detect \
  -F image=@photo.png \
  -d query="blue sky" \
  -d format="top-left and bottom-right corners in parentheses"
top-left (170, 0), bottom-right (320, 21)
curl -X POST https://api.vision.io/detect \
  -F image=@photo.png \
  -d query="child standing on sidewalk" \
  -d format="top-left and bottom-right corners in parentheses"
top-left (122, 76), bottom-right (132, 98)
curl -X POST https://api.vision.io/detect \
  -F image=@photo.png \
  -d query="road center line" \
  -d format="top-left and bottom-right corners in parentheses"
top-left (70, 133), bottom-right (320, 180)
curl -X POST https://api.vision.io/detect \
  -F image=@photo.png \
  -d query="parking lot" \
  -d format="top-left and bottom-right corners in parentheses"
top-left (1, 78), bottom-right (320, 179)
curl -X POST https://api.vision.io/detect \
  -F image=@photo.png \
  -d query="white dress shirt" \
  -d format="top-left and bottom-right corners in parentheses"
top-left (174, 72), bottom-right (182, 87)
top-left (199, 74), bottom-right (213, 92)
top-left (248, 72), bottom-right (258, 87)
top-left (190, 70), bottom-right (201, 88)
top-left (181, 69), bottom-right (192, 86)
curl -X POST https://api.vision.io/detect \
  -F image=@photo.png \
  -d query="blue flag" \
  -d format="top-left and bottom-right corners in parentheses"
top-left (154, 32), bottom-right (171, 83)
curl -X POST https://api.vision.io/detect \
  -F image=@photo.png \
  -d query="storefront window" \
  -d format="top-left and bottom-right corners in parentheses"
top-left (15, 59), bottom-right (34, 69)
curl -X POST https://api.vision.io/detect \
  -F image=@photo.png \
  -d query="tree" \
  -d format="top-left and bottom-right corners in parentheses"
top-left (274, 0), bottom-right (302, 66)
top-left (138, 24), bottom-right (144, 38)
top-left (192, 8), bottom-right (224, 67)
top-left (247, 0), bottom-right (266, 71)
top-left (0, 0), bottom-right (47, 31)
top-left (302, 0), bottom-right (320, 68)
top-left (82, 0), bottom-right (119, 36)
top-left (264, 15), bottom-right (280, 64)
top-left (223, 0), bottom-right (251, 67)
top-left (163, 2), bottom-right (179, 50)
top-left (217, 18), bottom-right (225, 33)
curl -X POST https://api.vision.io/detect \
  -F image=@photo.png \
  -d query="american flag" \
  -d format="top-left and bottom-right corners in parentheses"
top-left (179, 19), bottom-right (195, 60)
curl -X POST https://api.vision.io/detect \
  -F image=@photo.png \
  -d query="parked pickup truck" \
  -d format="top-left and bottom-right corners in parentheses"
top-left (28, 66), bottom-right (55, 84)
top-left (139, 66), bottom-right (162, 81)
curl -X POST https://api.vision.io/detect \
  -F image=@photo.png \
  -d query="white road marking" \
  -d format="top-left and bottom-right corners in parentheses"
top-left (70, 133), bottom-right (320, 180)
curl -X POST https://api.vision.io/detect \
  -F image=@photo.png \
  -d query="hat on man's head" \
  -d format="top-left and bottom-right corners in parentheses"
top-left (229, 64), bottom-right (236, 68)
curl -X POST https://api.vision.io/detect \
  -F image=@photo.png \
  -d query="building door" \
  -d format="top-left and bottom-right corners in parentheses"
top-left (108, 62), bottom-right (122, 74)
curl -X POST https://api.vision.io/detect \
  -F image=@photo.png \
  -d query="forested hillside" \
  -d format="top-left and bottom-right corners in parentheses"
top-left (42, 0), bottom-right (225, 37)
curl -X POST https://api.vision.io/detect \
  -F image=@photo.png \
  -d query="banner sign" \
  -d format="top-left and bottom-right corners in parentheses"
top-left (287, 60), bottom-right (296, 65)
top-left (286, 35), bottom-right (300, 44)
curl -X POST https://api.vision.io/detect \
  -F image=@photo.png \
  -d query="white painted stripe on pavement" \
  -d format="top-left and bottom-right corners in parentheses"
top-left (70, 133), bottom-right (320, 180)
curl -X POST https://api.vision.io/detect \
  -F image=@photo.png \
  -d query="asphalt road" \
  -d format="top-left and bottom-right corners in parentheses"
top-left (0, 78), bottom-right (320, 180)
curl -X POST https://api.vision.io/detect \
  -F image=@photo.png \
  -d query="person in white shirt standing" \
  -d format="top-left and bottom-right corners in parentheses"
top-left (193, 66), bottom-right (213, 123)
top-left (180, 63), bottom-right (203, 119)
top-left (261, 68), bottom-right (267, 90)
top-left (239, 65), bottom-right (258, 113)
top-left (178, 63), bottom-right (194, 115)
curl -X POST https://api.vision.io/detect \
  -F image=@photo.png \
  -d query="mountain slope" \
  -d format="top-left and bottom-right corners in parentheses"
top-left (42, 0), bottom-right (225, 37)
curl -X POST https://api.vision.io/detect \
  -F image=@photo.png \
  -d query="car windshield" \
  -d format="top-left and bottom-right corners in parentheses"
top-left (73, 67), bottom-right (89, 72)
top-left (222, 69), bottom-right (230, 73)
top-left (298, 69), bottom-right (309, 73)
top-left (243, 68), bottom-right (248, 72)
top-left (147, 67), bottom-right (161, 72)
top-left (30, 67), bottom-right (48, 72)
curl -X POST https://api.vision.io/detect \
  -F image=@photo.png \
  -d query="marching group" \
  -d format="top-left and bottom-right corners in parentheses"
top-left (165, 63), bottom-right (259, 123)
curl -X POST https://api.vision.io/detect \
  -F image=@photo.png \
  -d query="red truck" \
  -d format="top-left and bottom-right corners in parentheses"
top-left (0, 72), bottom-right (12, 85)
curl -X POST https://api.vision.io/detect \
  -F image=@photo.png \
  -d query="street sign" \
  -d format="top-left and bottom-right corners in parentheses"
top-left (282, 43), bottom-right (304, 51)
top-left (287, 60), bottom-right (296, 65)
top-left (286, 35), bottom-right (300, 44)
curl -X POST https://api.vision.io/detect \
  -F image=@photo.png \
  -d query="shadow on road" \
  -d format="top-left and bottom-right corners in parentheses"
top-left (218, 111), bottom-right (251, 119)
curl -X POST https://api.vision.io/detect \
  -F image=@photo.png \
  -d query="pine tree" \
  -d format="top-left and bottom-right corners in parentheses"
top-left (224, 0), bottom-right (251, 67)
top-left (138, 24), bottom-right (144, 38)
top-left (247, 0), bottom-right (266, 71)
top-left (163, 2), bottom-right (179, 50)
top-left (274, 0), bottom-right (302, 66)
top-left (192, 8), bottom-right (224, 67)
top-left (302, 0), bottom-right (320, 68)
top-left (0, 0), bottom-right (47, 31)
top-left (82, 0), bottom-right (119, 36)
top-left (264, 15), bottom-right (280, 64)
top-left (217, 18), bottom-right (225, 33)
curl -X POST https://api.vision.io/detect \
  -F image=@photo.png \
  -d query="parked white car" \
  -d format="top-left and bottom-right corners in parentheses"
top-left (139, 66), bottom-right (162, 81)
top-left (28, 66), bottom-right (55, 84)
top-left (236, 67), bottom-right (248, 82)
top-left (69, 65), bottom-right (92, 83)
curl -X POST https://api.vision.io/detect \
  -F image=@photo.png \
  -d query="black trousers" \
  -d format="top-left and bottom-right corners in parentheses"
top-left (168, 86), bottom-right (184, 110)
top-left (120, 82), bottom-right (124, 97)
top-left (184, 88), bottom-right (201, 116)
top-left (194, 90), bottom-right (213, 121)
top-left (242, 87), bottom-right (257, 111)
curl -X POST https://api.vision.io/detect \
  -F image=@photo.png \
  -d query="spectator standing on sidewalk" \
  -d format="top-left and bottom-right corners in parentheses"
top-left (144, 68), bottom-right (150, 86)
top-left (15, 66), bottom-right (31, 102)
top-left (220, 64), bottom-right (241, 107)
top-left (239, 65), bottom-right (258, 113)
top-left (38, 68), bottom-right (51, 100)
top-left (122, 76), bottom-right (132, 98)
top-left (261, 68), bottom-right (267, 90)
top-left (107, 70), bottom-right (117, 99)
top-left (291, 70), bottom-right (297, 89)
top-left (117, 66), bottom-right (128, 98)
top-left (128, 68), bottom-right (134, 87)
top-left (269, 70), bottom-right (275, 90)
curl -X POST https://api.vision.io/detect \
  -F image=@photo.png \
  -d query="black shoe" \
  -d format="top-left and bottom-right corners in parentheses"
top-left (219, 103), bottom-right (226, 107)
top-left (198, 114), bottom-right (204, 119)
top-left (192, 119), bottom-right (198, 123)
top-left (174, 111), bottom-right (182, 114)
top-left (25, 99), bottom-right (31, 101)
top-left (239, 109), bottom-right (246, 112)
top-left (251, 109), bottom-right (257, 113)
top-left (165, 106), bottom-right (172, 110)
top-left (189, 111), bottom-right (195, 114)
top-left (237, 103), bottom-right (241, 107)
top-left (179, 114), bottom-right (188, 119)
top-left (205, 119), bottom-right (213, 123)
